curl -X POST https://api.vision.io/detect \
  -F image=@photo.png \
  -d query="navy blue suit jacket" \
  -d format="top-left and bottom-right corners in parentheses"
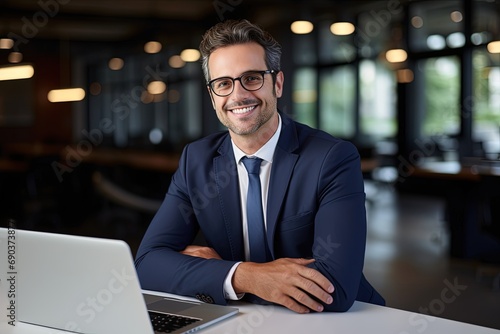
top-left (135, 113), bottom-right (385, 311)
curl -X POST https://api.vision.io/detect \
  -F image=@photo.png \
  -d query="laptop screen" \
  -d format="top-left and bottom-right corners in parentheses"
top-left (0, 228), bottom-right (238, 334)
top-left (0, 228), bottom-right (154, 333)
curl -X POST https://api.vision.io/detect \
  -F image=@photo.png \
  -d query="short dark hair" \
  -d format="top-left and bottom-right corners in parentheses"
top-left (199, 19), bottom-right (282, 82)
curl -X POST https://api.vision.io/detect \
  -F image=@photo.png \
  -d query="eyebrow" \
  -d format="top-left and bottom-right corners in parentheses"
top-left (211, 69), bottom-right (267, 80)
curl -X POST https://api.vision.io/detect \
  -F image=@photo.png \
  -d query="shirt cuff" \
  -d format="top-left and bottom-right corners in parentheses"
top-left (223, 262), bottom-right (244, 300)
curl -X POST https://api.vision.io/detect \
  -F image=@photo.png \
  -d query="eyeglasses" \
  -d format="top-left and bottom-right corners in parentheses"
top-left (207, 70), bottom-right (276, 97)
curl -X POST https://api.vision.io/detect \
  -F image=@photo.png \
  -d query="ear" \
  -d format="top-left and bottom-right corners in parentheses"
top-left (274, 71), bottom-right (284, 98)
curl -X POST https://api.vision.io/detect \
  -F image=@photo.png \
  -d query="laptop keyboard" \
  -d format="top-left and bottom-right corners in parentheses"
top-left (149, 311), bottom-right (201, 333)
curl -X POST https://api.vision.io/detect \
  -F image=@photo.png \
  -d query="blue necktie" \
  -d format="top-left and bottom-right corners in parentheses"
top-left (241, 157), bottom-right (267, 263)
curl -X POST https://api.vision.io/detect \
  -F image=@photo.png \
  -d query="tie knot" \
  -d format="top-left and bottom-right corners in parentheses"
top-left (242, 157), bottom-right (262, 175)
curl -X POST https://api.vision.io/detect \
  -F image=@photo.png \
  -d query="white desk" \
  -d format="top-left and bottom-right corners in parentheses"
top-left (1, 290), bottom-right (499, 334)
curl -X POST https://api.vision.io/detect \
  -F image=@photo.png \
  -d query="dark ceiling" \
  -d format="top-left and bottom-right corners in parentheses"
top-left (1, 0), bottom-right (217, 42)
top-left (0, 0), bottom-right (383, 44)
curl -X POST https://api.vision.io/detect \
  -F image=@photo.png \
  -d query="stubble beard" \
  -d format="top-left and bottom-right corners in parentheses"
top-left (222, 109), bottom-right (271, 136)
top-left (218, 94), bottom-right (278, 136)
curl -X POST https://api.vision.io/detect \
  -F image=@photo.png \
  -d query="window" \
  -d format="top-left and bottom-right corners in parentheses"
top-left (86, 55), bottom-right (202, 150)
top-left (319, 66), bottom-right (356, 138)
top-left (292, 67), bottom-right (317, 128)
top-left (360, 59), bottom-right (397, 138)
top-left (420, 56), bottom-right (461, 137)
top-left (472, 0), bottom-right (500, 158)
top-left (288, 0), bottom-right (500, 162)
top-left (473, 49), bottom-right (500, 158)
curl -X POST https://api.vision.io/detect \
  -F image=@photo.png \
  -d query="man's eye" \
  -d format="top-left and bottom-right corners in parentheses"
top-left (216, 80), bottom-right (232, 89)
top-left (244, 75), bottom-right (260, 83)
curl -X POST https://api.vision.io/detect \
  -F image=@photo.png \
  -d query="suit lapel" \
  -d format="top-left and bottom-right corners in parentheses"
top-left (214, 135), bottom-right (245, 261)
top-left (266, 114), bottom-right (299, 259)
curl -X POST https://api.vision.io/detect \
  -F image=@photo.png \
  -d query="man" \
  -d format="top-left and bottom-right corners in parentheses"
top-left (135, 19), bottom-right (384, 313)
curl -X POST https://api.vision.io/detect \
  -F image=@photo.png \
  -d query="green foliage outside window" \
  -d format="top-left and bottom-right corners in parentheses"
top-left (422, 57), bottom-right (460, 136)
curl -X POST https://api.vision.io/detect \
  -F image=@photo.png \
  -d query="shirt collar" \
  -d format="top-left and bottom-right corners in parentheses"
top-left (232, 113), bottom-right (282, 164)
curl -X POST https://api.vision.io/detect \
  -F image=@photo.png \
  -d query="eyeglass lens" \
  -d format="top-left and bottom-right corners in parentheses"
top-left (211, 72), bottom-right (265, 96)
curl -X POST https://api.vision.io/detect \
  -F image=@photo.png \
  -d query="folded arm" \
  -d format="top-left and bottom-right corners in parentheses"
top-left (230, 141), bottom-right (367, 312)
top-left (134, 151), bottom-right (239, 305)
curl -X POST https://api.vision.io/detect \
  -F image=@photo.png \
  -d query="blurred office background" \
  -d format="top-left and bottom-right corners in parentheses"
top-left (1, 0), bottom-right (499, 330)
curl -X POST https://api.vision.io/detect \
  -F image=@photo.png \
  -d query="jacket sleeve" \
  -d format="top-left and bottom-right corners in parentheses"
top-left (308, 140), bottom-right (369, 312)
top-left (134, 145), bottom-right (237, 305)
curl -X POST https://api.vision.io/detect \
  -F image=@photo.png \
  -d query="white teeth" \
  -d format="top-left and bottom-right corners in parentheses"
top-left (231, 106), bottom-right (254, 114)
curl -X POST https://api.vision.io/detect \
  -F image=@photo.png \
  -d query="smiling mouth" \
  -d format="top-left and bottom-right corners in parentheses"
top-left (230, 105), bottom-right (256, 115)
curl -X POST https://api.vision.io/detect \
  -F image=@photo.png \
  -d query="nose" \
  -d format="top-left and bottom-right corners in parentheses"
top-left (231, 78), bottom-right (249, 97)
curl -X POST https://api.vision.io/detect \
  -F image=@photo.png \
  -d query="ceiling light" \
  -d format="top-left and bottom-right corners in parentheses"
top-left (411, 16), bottom-right (424, 29)
top-left (180, 49), bottom-right (201, 62)
top-left (330, 22), bottom-right (355, 36)
top-left (144, 41), bottom-right (162, 54)
top-left (0, 38), bottom-right (14, 49)
top-left (169, 55), bottom-right (185, 69)
top-left (385, 49), bottom-right (407, 63)
top-left (47, 88), bottom-right (86, 103)
top-left (487, 41), bottom-right (500, 53)
top-left (397, 69), bottom-right (414, 83)
top-left (108, 57), bottom-right (124, 70)
top-left (450, 11), bottom-right (463, 23)
top-left (0, 64), bottom-right (34, 81)
top-left (147, 81), bottom-right (166, 95)
top-left (8, 52), bottom-right (23, 63)
top-left (411, 16), bottom-right (423, 29)
top-left (291, 21), bottom-right (314, 34)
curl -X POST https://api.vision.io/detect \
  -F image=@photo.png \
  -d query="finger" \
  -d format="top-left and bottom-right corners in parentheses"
top-left (299, 267), bottom-right (334, 295)
top-left (286, 270), bottom-right (333, 308)
top-left (278, 294), bottom-right (311, 314)
top-left (274, 259), bottom-right (334, 307)
top-left (288, 285), bottom-right (327, 312)
top-left (295, 277), bottom-right (333, 309)
top-left (287, 258), bottom-right (315, 266)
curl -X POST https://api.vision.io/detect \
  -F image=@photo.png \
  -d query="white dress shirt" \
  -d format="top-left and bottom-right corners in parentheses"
top-left (223, 114), bottom-right (282, 300)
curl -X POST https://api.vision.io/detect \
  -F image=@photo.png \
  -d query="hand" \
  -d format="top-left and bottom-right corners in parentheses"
top-left (180, 245), bottom-right (222, 260)
top-left (232, 258), bottom-right (334, 314)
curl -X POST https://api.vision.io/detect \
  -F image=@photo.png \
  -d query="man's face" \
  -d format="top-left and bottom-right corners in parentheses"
top-left (207, 42), bottom-right (283, 138)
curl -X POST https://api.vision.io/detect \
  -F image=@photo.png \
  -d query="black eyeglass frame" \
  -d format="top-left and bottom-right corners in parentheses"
top-left (207, 69), bottom-right (276, 97)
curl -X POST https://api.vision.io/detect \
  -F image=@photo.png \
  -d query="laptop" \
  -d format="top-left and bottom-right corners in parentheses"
top-left (0, 228), bottom-right (238, 333)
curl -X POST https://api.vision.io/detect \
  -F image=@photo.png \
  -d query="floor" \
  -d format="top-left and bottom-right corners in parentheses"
top-left (363, 181), bottom-right (500, 330)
